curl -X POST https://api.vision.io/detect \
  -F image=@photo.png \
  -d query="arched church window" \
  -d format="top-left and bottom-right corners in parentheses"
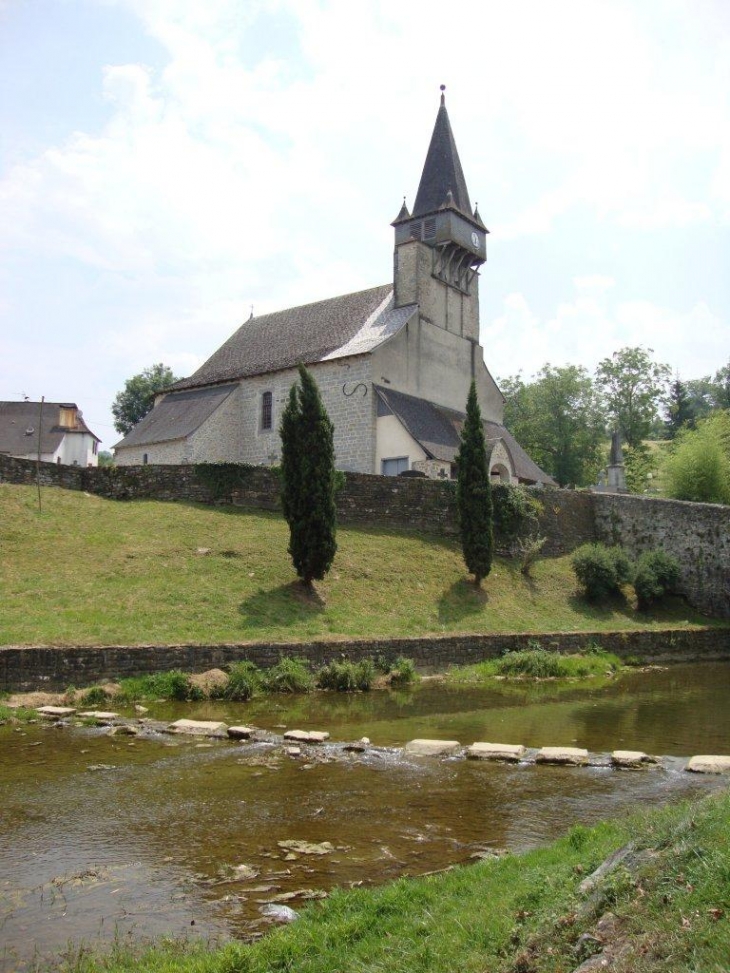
top-left (261, 391), bottom-right (273, 431)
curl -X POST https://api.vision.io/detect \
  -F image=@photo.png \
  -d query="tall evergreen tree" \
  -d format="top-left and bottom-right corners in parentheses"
top-left (664, 377), bottom-right (695, 438)
top-left (456, 382), bottom-right (493, 586)
top-left (279, 364), bottom-right (337, 586)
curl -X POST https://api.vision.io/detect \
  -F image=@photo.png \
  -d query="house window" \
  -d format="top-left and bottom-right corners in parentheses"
top-left (142, 453), bottom-right (148, 465)
top-left (382, 456), bottom-right (409, 476)
top-left (261, 391), bottom-right (273, 431)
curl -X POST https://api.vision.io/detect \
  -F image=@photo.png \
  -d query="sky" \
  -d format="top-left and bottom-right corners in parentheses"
top-left (1, 0), bottom-right (728, 450)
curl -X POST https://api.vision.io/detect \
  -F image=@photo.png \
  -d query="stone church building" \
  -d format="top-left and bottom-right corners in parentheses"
top-left (114, 91), bottom-right (554, 487)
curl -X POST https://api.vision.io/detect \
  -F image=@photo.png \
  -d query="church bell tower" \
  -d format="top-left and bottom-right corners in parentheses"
top-left (392, 87), bottom-right (488, 340)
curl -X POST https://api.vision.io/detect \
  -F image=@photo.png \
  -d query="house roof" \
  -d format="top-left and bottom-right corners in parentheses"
top-left (374, 386), bottom-right (556, 486)
top-left (412, 91), bottom-right (473, 220)
top-left (114, 384), bottom-right (238, 450)
top-left (0, 401), bottom-right (100, 456)
top-left (171, 284), bottom-right (416, 392)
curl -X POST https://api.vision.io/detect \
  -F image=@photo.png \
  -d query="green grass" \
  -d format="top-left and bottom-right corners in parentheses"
top-left (447, 646), bottom-right (623, 684)
top-left (0, 484), bottom-right (721, 647)
top-left (45, 787), bottom-right (730, 972)
top-left (0, 703), bottom-right (38, 722)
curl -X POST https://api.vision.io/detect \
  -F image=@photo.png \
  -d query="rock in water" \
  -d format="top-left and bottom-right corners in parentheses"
top-left (260, 903), bottom-right (298, 923)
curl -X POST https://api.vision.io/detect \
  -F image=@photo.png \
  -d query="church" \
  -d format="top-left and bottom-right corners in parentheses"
top-left (114, 90), bottom-right (554, 487)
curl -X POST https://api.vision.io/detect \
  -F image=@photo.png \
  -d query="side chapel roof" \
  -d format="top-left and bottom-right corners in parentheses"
top-left (374, 385), bottom-right (557, 486)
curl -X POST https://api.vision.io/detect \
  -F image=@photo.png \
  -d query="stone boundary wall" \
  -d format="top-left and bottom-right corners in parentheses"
top-left (594, 494), bottom-right (730, 619)
top-left (1, 454), bottom-right (727, 616)
top-left (0, 452), bottom-right (594, 549)
top-left (1, 628), bottom-right (728, 692)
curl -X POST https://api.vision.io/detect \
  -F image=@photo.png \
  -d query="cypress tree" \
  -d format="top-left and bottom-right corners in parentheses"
top-left (279, 364), bottom-right (337, 585)
top-left (456, 381), bottom-right (493, 585)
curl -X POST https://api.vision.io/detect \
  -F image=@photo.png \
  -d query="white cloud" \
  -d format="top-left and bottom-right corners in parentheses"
top-left (485, 283), bottom-right (726, 382)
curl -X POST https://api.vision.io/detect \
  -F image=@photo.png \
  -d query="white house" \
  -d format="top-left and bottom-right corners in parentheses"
top-left (0, 401), bottom-right (101, 466)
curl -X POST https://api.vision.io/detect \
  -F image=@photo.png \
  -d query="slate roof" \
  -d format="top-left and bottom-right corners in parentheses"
top-left (171, 285), bottom-right (416, 392)
top-left (0, 401), bottom-right (99, 457)
top-left (412, 93), bottom-right (472, 220)
top-left (114, 384), bottom-right (237, 449)
top-left (374, 386), bottom-right (556, 486)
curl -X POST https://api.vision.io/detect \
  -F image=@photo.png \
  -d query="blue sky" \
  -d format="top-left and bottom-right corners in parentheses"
top-left (1, 0), bottom-right (728, 449)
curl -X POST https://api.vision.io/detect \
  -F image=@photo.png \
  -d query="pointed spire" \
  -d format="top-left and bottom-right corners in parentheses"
top-left (391, 196), bottom-right (411, 224)
top-left (412, 85), bottom-right (472, 219)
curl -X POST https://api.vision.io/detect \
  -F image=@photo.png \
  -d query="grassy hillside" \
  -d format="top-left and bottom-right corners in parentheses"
top-left (0, 484), bottom-right (718, 647)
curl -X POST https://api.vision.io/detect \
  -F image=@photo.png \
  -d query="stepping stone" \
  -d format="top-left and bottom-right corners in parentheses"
top-left (78, 711), bottom-right (119, 721)
top-left (37, 706), bottom-right (76, 718)
top-left (467, 742), bottom-right (525, 762)
top-left (283, 730), bottom-right (330, 744)
top-left (611, 750), bottom-right (652, 768)
top-left (535, 746), bottom-right (589, 766)
top-left (404, 739), bottom-right (460, 757)
top-left (228, 725), bottom-right (255, 740)
top-left (169, 719), bottom-right (228, 738)
top-left (686, 755), bottom-right (730, 774)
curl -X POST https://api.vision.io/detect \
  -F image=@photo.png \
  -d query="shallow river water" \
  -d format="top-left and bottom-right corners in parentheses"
top-left (1, 662), bottom-right (729, 971)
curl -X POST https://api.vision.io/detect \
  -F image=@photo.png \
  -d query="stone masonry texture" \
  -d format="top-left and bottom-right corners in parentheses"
top-left (1, 628), bottom-right (728, 692)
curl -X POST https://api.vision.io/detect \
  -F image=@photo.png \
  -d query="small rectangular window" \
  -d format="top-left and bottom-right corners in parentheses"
top-left (424, 217), bottom-right (436, 239)
top-left (261, 391), bottom-right (273, 431)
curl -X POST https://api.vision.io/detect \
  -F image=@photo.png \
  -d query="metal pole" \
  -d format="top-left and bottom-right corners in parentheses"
top-left (36, 396), bottom-right (44, 513)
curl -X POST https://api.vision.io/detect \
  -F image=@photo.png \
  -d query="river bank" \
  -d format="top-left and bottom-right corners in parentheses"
top-left (27, 786), bottom-right (730, 973)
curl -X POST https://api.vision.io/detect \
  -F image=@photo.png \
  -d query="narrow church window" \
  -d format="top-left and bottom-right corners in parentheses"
top-left (261, 391), bottom-right (273, 431)
top-left (424, 217), bottom-right (436, 239)
top-left (143, 453), bottom-right (148, 465)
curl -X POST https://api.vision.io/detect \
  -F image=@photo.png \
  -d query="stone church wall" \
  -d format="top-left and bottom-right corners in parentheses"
top-left (1, 453), bottom-right (727, 617)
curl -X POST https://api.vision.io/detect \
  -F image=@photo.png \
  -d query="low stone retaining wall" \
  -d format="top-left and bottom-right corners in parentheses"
top-left (2, 627), bottom-right (728, 692)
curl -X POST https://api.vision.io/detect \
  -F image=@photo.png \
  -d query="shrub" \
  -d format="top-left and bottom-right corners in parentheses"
top-left (495, 649), bottom-right (564, 678)
top-left (118, 670), bottom-right (202, 702)
top-left (571, 543), bottom-right (633, 601)
top-left (317, 659), bottom-right (374, 692)
top-left (389, 657), bottom-right (417, 686)
top-left (80, 685), bottom-right (110, 706)
top-left (663, 412), bottom-right (730, 504)
top-left (492, 484), bottom-right (542, 540)
top-left (220, 661), bottom-right (262, 701)
top-left (634, 550), bottom-right (681, 609)
top-left (262, 657), bottom-right (314, 694)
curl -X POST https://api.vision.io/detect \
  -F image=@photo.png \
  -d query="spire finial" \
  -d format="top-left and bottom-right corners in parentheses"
top-left (440, 84), bottom-right (446, 107)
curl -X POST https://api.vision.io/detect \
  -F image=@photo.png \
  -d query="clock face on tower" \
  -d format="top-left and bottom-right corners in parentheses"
top-left (471, 231), bottom-right (480, 248)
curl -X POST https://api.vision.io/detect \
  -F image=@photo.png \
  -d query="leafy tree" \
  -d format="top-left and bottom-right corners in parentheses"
top-left (112, 363), bottom-right (180, 435)
top-left (664, 378), bottom-right (695, 438)
top-left (501, 365), bottom-right (606, 486)
top-left (710, 359), bottom-right (730, 410)
top-left (97, 450), bottom-right (114, 467)
top-left (280, 364), bottom-right (337, 585)
top-left (595, 346), bottom-right (670, 448)
top-left (663, 411), bottom-right (730, 504)
top-left (456, 382), bottom-right (493, 586)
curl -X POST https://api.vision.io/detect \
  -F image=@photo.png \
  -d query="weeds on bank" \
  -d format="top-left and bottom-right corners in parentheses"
top-left (92, 655), bottom-right (418, 703)
top-left (447, 644), bottom-right (622, 685)
top-left (0, 703), bottom-right (38, 723)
